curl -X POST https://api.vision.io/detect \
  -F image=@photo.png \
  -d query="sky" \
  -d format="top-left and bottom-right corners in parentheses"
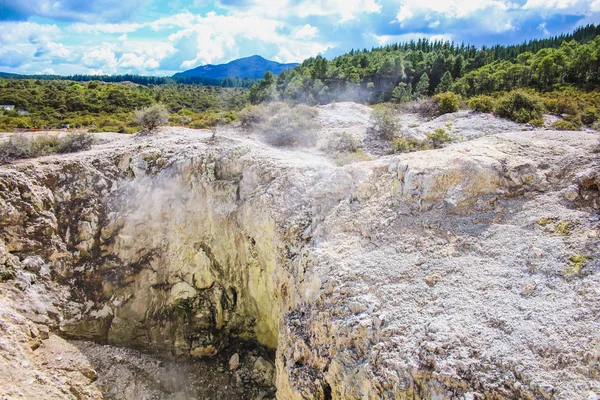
top-left (0, 0), bottom-right (598, 76)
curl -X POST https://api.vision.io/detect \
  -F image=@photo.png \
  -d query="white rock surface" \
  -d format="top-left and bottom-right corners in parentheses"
top-left (0, 106), bottom-right (599, 399)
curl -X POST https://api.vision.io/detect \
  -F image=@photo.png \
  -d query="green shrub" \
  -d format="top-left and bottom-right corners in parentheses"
top-left (543, 98), bottom-right (578, 115)
top-left (58, 132), bottom-right (95, 153)
top-left (0, 132), bottom-right (95, 164)
top-left (494, 91), bottom-right (543, 124)
top-left (426, 128), bottom-right (454, 148)
top-left (391, 137), bottom-right (428, 153)
top-left (134, 104), bottom-right (169, 131)
top-left (0, 135), bottom-right (32, 163)
top-left (529, 118), bottom-right (545, 127)
top-left (261, 104), bottom-right (319, 147)
top-left (433, 92), bottom-right (460, 114)
top-left (368, 105), bottom-right (399, 140)
top-left (327, 131), bottom-right (361, 153)
top-left (334, 149), bottom-right (373, 166)
top-left (551, 120), bottom-right (581, 131)
top-left (581, 107), bottom-right (598, 125)
top-left (468, 95), bottom-right (495, 113)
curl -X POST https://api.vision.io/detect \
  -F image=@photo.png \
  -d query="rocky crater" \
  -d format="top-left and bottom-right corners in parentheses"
top-left (1, 106), bottom-right (599, 399)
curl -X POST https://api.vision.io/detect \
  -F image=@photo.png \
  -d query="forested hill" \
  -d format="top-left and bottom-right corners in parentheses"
top-left (174, 55), bottom-right (299, 80)
top-left (249, 24), bottom-right (600, 104)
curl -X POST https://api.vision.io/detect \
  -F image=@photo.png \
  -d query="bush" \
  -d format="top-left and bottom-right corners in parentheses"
top-left (238, 103), bottom-right (285, 131)
top-left (468, 95), bottom-right (495, 113)
top-left (0, 135), bottom-right (32, 163)
top-left (0, 132), bottom-right (95, 164)
top-left (494, 91), bottom-right (543, 124)
top-left (57, 132), bottom-right (95, 153)
top-left (262, 104), bottom-right (319, 147)
top-left (391, 137), bottom-right (428, 153)
top-left (581, 107), bottom-right (598, 126)
top-left (134, 104), bottom-right (169, 131)
top-left (326, 131), bottom-right (361, 153)
top-left (334, 149), bottom-right (372, 166)
top-left (543, 98), bottom-right (578, 116)
top-left (426, 128), bottom-right (454, 148)
top-left (368, 105), bottom-right (399, 140)
top-left (433, 92), bottom-right (460, 114)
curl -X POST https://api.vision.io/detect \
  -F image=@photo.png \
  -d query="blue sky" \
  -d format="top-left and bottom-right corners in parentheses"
top-left (0, 0), bottom-right (598, 76)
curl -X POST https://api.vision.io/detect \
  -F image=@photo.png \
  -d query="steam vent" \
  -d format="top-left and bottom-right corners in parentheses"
top-left (1, 103), bottom-right (599, 399)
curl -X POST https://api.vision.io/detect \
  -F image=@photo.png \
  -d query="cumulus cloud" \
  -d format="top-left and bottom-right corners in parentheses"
top-left (523, 0), bottom-right (599, 13)
top-left (67, 22), bottom-right (144, 34)
top-left (82, 44), bottom-right (117, 71)
top-left (157, 12), bottom-right (331, 70)
top-left (392, 0), bottom-right (518, 28)
top-left (0, 50), bottom-right (28, 68)
top-left (0, 22), bottom-right (61, 45)
top-left (34, 42), bottom-right (71, 61)
top-left (214, 0), bottom-right (382, 22)
top-left (1, 0), bottom-right (599, 76)
top-left (293, 24), bottom-right (319, 39)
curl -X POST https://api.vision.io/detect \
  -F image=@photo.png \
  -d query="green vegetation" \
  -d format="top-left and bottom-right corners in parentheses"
top-left (238, 102), bottom-right (319, 147)
top-left (391, 129), bottom-right (454, 154)
top-left (432, 92), bottom-right (460, 114)
top-left (0, 132), bottom-right (95, 164)
top-left (134, 104), bottom-right (170, 131)
top-left (391, 137), bottom-right (428, 153)
top-left (468, 95), bottom-right (495, 113)
top-left (426, 128), bottom-right (455, 148)
top-left (0, 79), bottom-right (248, 132)
top-left (0, 72), bottom-right (258, 88)
top-left (493, 90), bottom-right (544, 124)
top-left (248, 24), bottom-right (600, 105)
top-left (368, 105), bottom-right (400, 140)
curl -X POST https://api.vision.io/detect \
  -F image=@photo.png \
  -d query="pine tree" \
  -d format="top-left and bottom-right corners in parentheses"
top-left (392, 82), bottom-right (412, 102)
top-left (435, 71), bottom-right (454, 93)
top-left (414, 73), bottom-right (430, 98)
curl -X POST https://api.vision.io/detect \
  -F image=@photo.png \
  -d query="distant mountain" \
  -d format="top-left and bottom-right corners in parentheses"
top-left (173, 55), bottom-right (298, 80)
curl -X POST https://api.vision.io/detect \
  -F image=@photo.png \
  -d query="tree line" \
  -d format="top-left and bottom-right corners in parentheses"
top-left (0, 73), bottom-right (258, 88)
top-left (248, 24), bottom-right (600, 104)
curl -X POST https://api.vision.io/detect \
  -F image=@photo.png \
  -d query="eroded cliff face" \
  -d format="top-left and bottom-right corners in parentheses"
top-left (1, 126), bottom-right (599, 400)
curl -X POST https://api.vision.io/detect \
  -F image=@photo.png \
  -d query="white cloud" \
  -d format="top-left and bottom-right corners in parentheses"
top-left (523, 0), bottom-right (590, 11)
top-left (118, 53), bottom-right (159, 70)
top-left (0, 22), bottom-right (61, 45)
top-left (39, 67), bottom-right (56, 74)
top-left (392, 0), bottom-right (519, 33)
top-left (215, 0), bottom-right (381, 23)
top-left (293, 24), bottom-right (319, 39)
top-left (159, 12), bottom-right (331, 70)
top-left (68, 22), bottom-right (143, 34)
top-left (82, 44), bottom-right (117, 72)
top-left (394, 5), bottom-right (414, 23)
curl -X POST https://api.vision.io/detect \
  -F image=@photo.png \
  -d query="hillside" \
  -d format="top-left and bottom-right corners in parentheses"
top-left (173, 55), bottom-right (298, 80)
top-left (248, 24), bottom-right (600, 104)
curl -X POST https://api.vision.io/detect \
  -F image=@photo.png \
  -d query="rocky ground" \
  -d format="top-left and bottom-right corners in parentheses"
top-left (0, 104), bottom-right (599, 399)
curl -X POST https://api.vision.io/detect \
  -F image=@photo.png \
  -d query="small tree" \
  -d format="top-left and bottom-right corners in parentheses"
top-left (435, 71), bottom-right (454, 94)
top-left (368, 105), bottom-right (399, 140)
top-left (134, 104), bottom-right (169, 132)
top-left (392, 82), bottom-right (412, 103)
top-left (414, 73), bottom-right (430, 99)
